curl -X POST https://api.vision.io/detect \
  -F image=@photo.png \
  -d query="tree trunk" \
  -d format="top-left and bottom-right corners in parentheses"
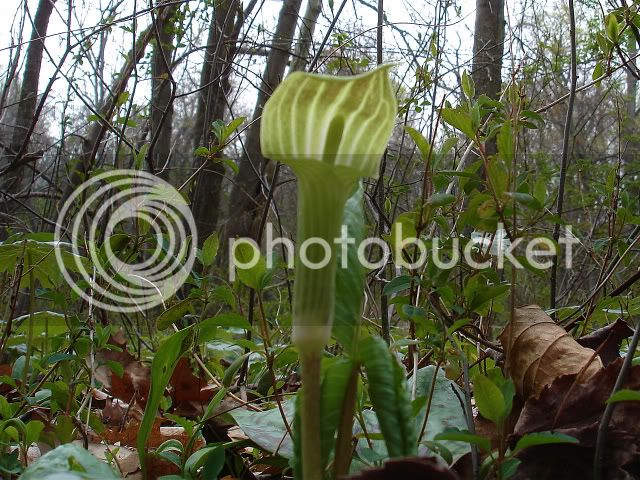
top-left (471, 0), bottom-right (505, 155)
top-left (225, 0), bottom-right (303, 241)
top-left (623, 39), bottom-right (639, 213)
top-left (150, 1), bottom-right (178, 176)
top-left (190, 0), bottom-right (243, 242)
top-left (291, 0), bottom-right (322, 72)
top-left (6, 0), bottom-right (56, 191)
top-left (62, 17), bottom-right (165, 201)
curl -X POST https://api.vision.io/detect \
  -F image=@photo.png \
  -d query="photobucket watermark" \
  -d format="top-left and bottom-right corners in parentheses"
top-left (54, 170), bottom-right (581, 313)
top-left (229, 223), bottom-right (580, 280)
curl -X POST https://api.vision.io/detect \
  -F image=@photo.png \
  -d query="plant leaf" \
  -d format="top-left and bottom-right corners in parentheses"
top-left (138, 326), bottom-right (194, 474)
top-left (360, 336), bottom-right (417, 457)
top-left (606, 389), bottom-right (640, 404)
top-left (201, 233), bottom-right (220, 267)
top-left (21, 444), bottom-right (119, 479)
top-left (156, 299), bottom-right (193, 330)
top-left (499, 306), bottom-right (603, 399)
top-left (513, 431), bottom-right (578, 454)
top-left (473, 373), bottom-right (506, 425)
top-left (434, 428), bottom-right (490, 451)
top-left (332, 184), bottom-right (366, 352)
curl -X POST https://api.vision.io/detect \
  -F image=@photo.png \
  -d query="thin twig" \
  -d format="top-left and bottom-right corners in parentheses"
top-left (550, 0), bottom-right (577, 312)
top-left (593, 317), bottom-right (640, 479)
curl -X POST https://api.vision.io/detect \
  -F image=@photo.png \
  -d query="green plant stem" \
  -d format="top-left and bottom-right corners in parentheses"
top-left (300, 349), bottom-right (323, 480)
top-left (292, 164), bottom-right (355, 478)
top-left (22, 252), bottom-right (35, 394)
top-left (290, 161), bottom-right (356, 350)
top-left (333, 363), bottom-right (359, 478)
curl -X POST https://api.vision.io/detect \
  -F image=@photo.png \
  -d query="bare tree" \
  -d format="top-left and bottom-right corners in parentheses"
top-left (225, 0), bottom-right (303, 240)
top-left (62, 13), bottom-right (171, 200)
top-left (472, 0), bottom-right (505, 99)
top-left (190, 0), bottom-right (244, 242)
top-left (5, 0), bottom-right (56, 191)
top-left (623, 38), bottom-right (639, 209)
top-left (150, 1), bottom-right (179, 175)
top-left (471, 0), bottom-right (504, 154)
top-left (291, 0), bottom-right (322, 72)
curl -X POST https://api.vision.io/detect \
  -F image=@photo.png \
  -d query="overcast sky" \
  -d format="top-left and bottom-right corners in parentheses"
top-left (0, 0), bottom-right (486, 141)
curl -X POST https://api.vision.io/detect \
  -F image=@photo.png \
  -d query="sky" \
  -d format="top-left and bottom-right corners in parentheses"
top-left (0, 0), bottom-right (483, 141)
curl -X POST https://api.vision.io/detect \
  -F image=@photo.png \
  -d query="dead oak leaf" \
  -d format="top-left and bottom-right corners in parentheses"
top-left (500, 305), bottom-right (603, 399)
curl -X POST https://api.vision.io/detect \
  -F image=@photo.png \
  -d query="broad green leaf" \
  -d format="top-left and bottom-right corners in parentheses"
top-left (134, 143), bottom-right (150, 169)
top-left (434, 428), bottom-right (490, 451)
top-left (184, 444), bottom-right (225, 478)
top-left (213, 116), bottom-right (246, 144)
top-left (473, 373), bottom-right (506, 425)
top-left (24, 420), bottom-right (44, 445)
top-left (411, 366), bottom-right (470, 461)
top-left (606, 13), bottom-right (621, 41)
top-left (232, 241), bottom-right (266, 291)
top-left (0, 240), bottom-right (89, 289)
top-left (360, 336), bottom-right (417, 457)
top-left (138, 326), bottom-right (194, 475)
top-left (440, 107), bottom-right (475, 138)
top-left (222, 353), bottom-right (251, 387)
top-left (461, 70), bottom-right (475, 99)
top-left (200, 233), bottom-right (220, 267)
top-left (116, 91), bottom-right (130, 107)
top-left (383, 275), bottom-right (413, 296)
top-left (501, 457), bottom-right (521, 479)
top-left (521, 110), bottom-right (545, 127)
top-left (332, 184), bottom-right (366, 352)
top-left (513, 432), bottom-right (578, 454)
top-left (156, 299), bottom-right (193, 330)
top-left (487, 158), bottom-right (509, 199)
top-left (14, 311), bottom-right (68, 336)
top-left (230, 401), bottom-right (295, 458)
top-left (194, 146), bottom-right (210, 157)
top-left (592, 61), bottom-right (605, 86)
top-left (405, 126), bottom-right (432, 160)
top-left (507, 192), bottom-right (542, 211)
top-left (199, 312), bottom-right (251, 332)
top-left (201, 387), bottom-right (227, 422)
top-left (21, 444), bottom-right (119, 479)
top-left (224, 116), bottom-right (246, 139)
top-left (427, 192), bottom-right (456, 207)
top-left (486, 368), bottom-right (515, 420)
top-left (497, 121), bottom-right (513, 163)
top-left (606, 389), bottom-right (640, 404)
top-left (466, 283), bottom-right (510, 314)
top-left (320, 358), bottom-right (357, 468)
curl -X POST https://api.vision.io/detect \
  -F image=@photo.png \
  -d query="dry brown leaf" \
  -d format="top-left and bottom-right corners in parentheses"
top-left (512, 359), bottom-right (640, 478)
top-left (169, 358), bottom-right (216, 417)
top-left (500, 305), bottom-right (603, 398)
top-left (343, 457), bottom-right (459, 480)
top-left (0, 364), bottom-right (13, 395)
top-left (94, 345), bottom-right (151, 406)
top-left (577, 319), bottom-right (633, 366)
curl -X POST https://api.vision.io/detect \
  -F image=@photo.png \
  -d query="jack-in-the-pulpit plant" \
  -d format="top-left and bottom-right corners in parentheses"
top-left (261, 65), bottom-right (397, 480)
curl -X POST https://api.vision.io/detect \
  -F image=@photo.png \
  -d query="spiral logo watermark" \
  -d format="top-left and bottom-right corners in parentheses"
top-left (54, 170), bottom-right (197, 312)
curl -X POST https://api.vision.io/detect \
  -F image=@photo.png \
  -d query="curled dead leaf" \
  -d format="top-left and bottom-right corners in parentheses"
top-left (500, 305), bottom-right (603, 399)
